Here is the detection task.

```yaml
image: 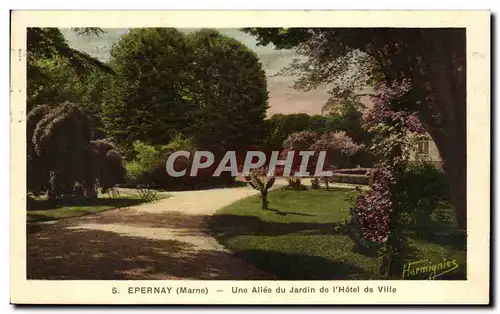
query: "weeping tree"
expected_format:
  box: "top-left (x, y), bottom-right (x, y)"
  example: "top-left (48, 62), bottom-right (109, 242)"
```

top-left (27, 105), bottom-right (52, 195)
top-left (85, 139), bottom-right (127, 197)
top-left (27, 102), bottom-right (125, 200)
top-left (31, 102), bottom-right (92, 199)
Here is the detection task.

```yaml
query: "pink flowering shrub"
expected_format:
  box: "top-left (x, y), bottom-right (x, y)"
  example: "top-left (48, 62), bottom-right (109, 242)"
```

top-left (348, 82), bottom-right (429, 277)
top-left (310, 131), bottom-right (363, 169)
top-left (364, 80), bottom-right (425, 134)
top-left (282, 130), bottom-right (362, 176)
top-left (350, 167), bottom-right (396, 245)
top-left (282, 130), bottom-right (319, 151)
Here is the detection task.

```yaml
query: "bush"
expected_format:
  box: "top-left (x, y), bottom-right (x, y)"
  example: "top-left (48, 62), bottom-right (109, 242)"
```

top-left (124, 141), bottom-right (162, 187)
top-left (125, 160), bottom-right (147, 186)
top-left (348, 167), bottom-right (396, 251)
top-left (398, 162), bottom-right (449, 228)
top-left (125, 137), bottom-right (238, 190)
top-left (286, 177), bottom-right (307, 190)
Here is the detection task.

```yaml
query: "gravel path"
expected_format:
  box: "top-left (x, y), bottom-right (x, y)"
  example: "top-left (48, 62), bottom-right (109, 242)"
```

top-left (27, 182), bottom-right (287, 280)
top-left (27, 179), bottom-right (364, 280)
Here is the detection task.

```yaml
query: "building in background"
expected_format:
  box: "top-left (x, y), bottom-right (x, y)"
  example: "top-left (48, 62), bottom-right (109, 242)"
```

top-left (410, 138), bottom-right (443, 168)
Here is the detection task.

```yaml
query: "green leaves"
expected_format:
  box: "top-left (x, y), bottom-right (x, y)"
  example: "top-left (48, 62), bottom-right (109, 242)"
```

top-left (102, 28), bottom-right (269, 154)
top-left (28, 27), bottom-right (113, 75)
top-left (241, 28), bottom-right (312, 49)
top-left (102, 28), bottom-right (194, 152)
top-left (27, 28), bottom-right (114, 112)
top-left (186, 29), bottom-right (268, 149)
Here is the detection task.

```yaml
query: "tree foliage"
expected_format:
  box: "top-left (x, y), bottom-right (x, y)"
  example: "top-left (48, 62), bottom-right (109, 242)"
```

top-left (27, 105), bottom-right (52, 194)
top-left (349, 87), bottom-right (428, 276)
top-left (27, 27), bottom-right (112, 76)
top-left (282, 130), bottom-right (319, 152)
top-left (87, 139), bottom-right (126, 193)
top-left (264, 114), bottom-right (327, 151)
top-left (310, 131), bottom-right (363, 169)
top-left (263, 108), bottom-right (373, 166)
top-left (27, 102), bottom-right (125, 199)
top-left (102, 28), bottom-right (269, 156)
top-left (244, 27), bottom-right (467, 229)
top-left (186, 29), bottom-right (269, 150)
top-left (102, 28), bottom-right (194, 154)
top-left (282, 130), bottom-right (362, 176)
top-left (31, 103), bottom-right (93, 198)
top-left (27, 28), bottom-right (113, 111)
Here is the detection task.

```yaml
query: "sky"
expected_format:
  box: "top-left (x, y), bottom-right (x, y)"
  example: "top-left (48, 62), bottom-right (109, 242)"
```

top-left (60, 28), bottom-right (329, 117)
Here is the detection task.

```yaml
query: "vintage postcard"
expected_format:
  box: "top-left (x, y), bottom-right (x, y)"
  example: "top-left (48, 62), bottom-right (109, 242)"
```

top-left (10, 10), bottom-right (490, 305)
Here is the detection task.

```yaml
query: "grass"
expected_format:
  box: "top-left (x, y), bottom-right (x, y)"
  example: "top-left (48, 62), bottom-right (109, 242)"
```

top-left (210, 187), bottom-right (466, 280)
top-left (27, 190), bottom-right (170, 223)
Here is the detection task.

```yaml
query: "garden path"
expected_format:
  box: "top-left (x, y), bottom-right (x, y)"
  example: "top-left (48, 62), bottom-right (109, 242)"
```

top-left (27, 179), bottom-right (364, 280)
top-left (27, 182), bottom-right (286, 280)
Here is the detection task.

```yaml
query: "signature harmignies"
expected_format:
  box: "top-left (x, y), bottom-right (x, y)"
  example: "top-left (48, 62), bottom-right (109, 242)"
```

top-left (402, 259), bottom-right (460, 279)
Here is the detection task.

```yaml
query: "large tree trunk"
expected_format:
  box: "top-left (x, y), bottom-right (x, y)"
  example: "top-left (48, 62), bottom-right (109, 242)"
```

top-left (442, 149), bottom-right (467, 231)
top-left (369, 29), bottom-right (467, 231)
top-left (413, 29), bottom-right (467, 231)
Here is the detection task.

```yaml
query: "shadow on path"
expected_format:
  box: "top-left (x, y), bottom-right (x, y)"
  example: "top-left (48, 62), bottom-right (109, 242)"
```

top-left (27, 211), bottom-right (273, 280)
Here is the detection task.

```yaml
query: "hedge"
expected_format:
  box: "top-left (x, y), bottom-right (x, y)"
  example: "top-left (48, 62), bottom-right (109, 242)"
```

top-left (328, 173), bottom-right (370, 185)
top-left (333, 168), bottom-right (373, 175)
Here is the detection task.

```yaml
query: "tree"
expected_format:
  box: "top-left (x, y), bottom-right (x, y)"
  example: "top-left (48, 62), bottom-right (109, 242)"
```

top-left (263, 110), bottom-right (373, 166)
top-left (244, 28), bottom-right (467, 230)
top-left (327, 99), bottom-right (374, 148)
top-left (244, 167), bottom-right (276, 210)
top-left (27, 28), bottom-right (113, 111)
top-left (311, 131), bottom-right (363, 190)
top-left (27, 105), bottom-right (52, 194)
top-left (350, 86), bottom-right (428, 277)
top-left (101, 28), bottom-right (195, 155)
top-left (27, 102), bottom-right (125, 199)
top-left (282, 130), bottom-right (362, 180)
top-left (31, 102), bottom-right (93, 199)
top-left (86, 139), bottom-right (127, 195)
top-left (310, 131), bottom-right (363, 170)
top-left (282, 130), bottom-right (319, 153)
top-left (27, 27), bottom-right (112, 76)
top-left (263, 113), bottom-right (328, 151)
top-left (186, 29), bottom-right (269, 151)
top-left (102, 28), bottom-right (269, 159)
top-left (280, 130), bottom-right (319, 187)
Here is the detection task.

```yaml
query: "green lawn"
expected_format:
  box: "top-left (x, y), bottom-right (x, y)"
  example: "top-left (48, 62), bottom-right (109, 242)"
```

top-left (210, 187), bottom-right (466, 280)
top-left (27, 190), bottom-right (170, 223)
